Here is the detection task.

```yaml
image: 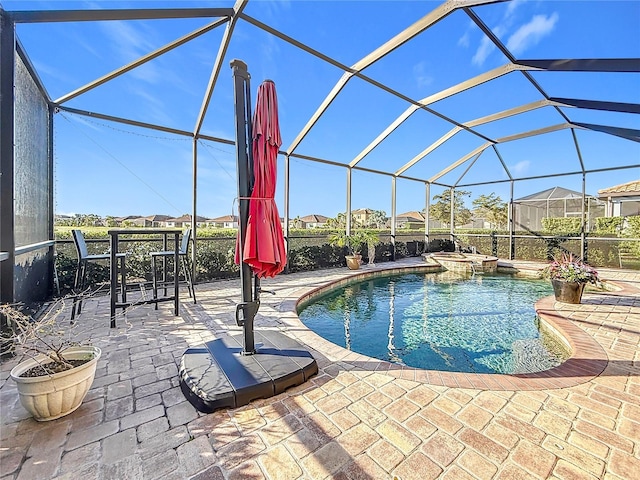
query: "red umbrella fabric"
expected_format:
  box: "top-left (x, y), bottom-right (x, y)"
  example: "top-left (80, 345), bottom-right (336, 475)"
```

top-left (238, 79), bottom-right (286, 278)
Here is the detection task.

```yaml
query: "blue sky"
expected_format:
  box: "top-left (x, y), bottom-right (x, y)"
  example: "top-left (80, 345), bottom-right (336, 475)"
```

top-left (3, 0), bottom-right (639, 219)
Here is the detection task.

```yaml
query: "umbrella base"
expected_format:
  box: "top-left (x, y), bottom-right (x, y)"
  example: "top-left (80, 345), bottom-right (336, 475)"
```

top-left (179, 330), bottom-right (318, 413)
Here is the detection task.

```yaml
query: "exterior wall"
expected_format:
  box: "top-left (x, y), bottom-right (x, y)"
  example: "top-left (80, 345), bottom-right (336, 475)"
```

top-left (13, 53), bottom-right (53, 303)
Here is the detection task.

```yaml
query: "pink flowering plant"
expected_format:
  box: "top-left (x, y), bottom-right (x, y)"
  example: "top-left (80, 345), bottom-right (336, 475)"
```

top-left (546, 253), bottom-right (600, 284)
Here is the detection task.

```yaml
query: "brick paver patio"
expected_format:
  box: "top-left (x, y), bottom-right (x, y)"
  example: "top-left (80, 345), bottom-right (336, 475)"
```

top-left (1, 258), bottom-right (638, 479)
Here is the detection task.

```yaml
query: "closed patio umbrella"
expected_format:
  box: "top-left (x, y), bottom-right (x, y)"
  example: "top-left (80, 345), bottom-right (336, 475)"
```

top-left (241, 79), bottom-right (286, 278)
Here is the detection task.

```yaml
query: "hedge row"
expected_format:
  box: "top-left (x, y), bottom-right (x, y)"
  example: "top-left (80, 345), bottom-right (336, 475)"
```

top-left (54, 236), bottom-right (458, 294)
top-left (54, 217), bottom-right (639, 294)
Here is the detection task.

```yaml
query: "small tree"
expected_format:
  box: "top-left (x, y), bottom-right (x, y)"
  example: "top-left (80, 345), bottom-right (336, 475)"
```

top-left (427, 189), bottom-right (471, 227)
top-left (472, 193), bottom-right (508, 229)
top-left (0, 300), bottom-right (90, 374)
top-left (365, 210), bottom-right (387, 229)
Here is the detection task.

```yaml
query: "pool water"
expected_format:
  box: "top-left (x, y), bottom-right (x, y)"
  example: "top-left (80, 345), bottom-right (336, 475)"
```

top-left (298, 272), bottom-right (570, 374)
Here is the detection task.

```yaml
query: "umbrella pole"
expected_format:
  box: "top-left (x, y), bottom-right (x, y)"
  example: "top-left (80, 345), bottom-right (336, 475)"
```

top-left (231, 59), bottom-right (257, 355)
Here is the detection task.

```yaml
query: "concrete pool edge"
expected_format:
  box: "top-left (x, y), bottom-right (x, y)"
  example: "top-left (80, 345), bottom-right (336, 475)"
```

top-left (280, 260), bottom-right (631, 392)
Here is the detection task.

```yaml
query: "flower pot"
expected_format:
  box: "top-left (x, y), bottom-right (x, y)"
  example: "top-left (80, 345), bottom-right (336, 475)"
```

top-left (551, 279), bottom-right (585, 304)
top-left (345, 255), bottom-right (361, 270)
top-left (10, 346), bottom-right (101, 421)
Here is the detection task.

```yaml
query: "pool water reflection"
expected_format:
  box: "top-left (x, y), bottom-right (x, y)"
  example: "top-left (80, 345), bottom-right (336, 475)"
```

top-left (298, 272), bottom-right (570, 374)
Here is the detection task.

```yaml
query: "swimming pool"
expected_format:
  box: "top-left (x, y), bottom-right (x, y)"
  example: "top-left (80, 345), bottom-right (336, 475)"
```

top-left (298, 272), bottom-right (570, 374)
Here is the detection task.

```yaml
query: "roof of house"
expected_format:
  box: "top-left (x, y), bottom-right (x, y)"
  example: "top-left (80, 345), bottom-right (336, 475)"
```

top-left (397, 211), bottom-right (424, 222)
top-left (168, 214), bottom-right (210, 222)
top-left (144, 214), bottom-right (171, 222)
top-left (210, 215), bottom-right (238, 222)
top-left (598, 180), bottom-right (640, 197)
top-left (352, 208), bottom-right (373, 214)
top-left (300, 214), bottom-right (329, 223)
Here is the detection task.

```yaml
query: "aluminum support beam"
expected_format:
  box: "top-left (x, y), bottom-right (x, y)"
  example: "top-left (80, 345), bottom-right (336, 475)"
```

top-left (509, 181), bottom-right (514, 260)
top-left (515, 58), bottom-right (640, 72)
top-left (454, 151), bottom-right (483, 187)
top-left (572, 122), bottom-right (640, 143)
top-left (395, 99), bottom-right (553, 176)
top-left (458, 163), bottom-right (640, 188)
top-left (346, 168), bottom-right (352, 236)
top-left (464, 99), bottom-right (552, 128)
top-left (288, 0), bottom-right (503, 158)
top-left (496, 123), bottom-right (572, 144)
top-left (352, 64), bottom-right (519, 169)
top-left (395, 127), bottom-right (461, 176)
top-left (425, 183), bottom-right (430, 245)
top-left (9, 8), bottom-right (234, 23)
top-left (581, 174), bottom-right (587, 260)
top-left (194, 0), bottom-right (247, 136)
top-left (429, 142), bottom-right (492, 183)
top-left (450, 188), bottom-right (455, 243)
top-left (191, 138), bottom-right (198, 282)
top-left (284, 155), bottom-right (290, 272)
top-left (551, 97), bottom-right (640, 115)
top-left (491, 145), bottom-right (513, 180)
top-left (351, 0), bottom-right (492, 71)
top-left (571, 128), bottom-right (586, 173)
top-left (391, 176), bottom-right (396, 261)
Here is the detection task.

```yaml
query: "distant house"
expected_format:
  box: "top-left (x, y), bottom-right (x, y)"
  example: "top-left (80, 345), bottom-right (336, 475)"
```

top-left (144, 214), bottom-right (172, 227)
top-left (300, 214), bottom-right (328, 228)
top-left (116, 215), bottom-right (144, 227)
top-left (394, 211), bottom-right (424, 229)
top-left (209, 215), bottom-right (239, 229)
top-left (352, 208), bottom-right (374, 226)
top-left (598, 180), bottom-right (640, 218)
top-left (165, 214), bottom-right (210, 228)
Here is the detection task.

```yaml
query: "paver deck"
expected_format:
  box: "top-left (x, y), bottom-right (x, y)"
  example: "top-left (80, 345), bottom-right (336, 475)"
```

top-left (1, 258), bottom-right (638, 480)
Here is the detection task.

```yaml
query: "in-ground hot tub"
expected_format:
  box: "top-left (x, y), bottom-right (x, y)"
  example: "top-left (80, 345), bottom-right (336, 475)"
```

top-left (423, 252), bottom-right (498, 273)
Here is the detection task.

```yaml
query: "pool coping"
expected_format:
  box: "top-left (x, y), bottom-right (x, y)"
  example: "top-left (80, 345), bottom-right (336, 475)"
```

top-left (282, 260), bottom-right (629, 391)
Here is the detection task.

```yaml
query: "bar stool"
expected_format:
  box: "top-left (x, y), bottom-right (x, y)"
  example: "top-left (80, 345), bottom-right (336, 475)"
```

top-left (150, 228), bottom-right (196, 307)
top-left (71, 229), bottom-right (126, 320)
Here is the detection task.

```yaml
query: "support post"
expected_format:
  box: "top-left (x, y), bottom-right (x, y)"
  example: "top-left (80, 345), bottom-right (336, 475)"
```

top-left (191, 136), bottom-right (198, 283)
top-left (346, 167), bottom-right (352, 236)
top-left (391, 176), bottom-right (396, 261)
top-left (0, 9), bottom-right (15, 305)
top-left (230, 59), bottom-right (255, 355)
top-left (425, 182), bottom-right (430, 250)
top-left (450, 187), bottom-right (455, 246)
top-left (581, 173), bottom-right (587, 261)
top-left (284, 154), bottom-right (290, 273)
top-left (509, 181), bottom-right (515, 260)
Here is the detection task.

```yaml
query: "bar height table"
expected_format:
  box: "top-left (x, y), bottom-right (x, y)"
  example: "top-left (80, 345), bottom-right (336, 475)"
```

top-left (108, 228), bottom-right (181, 328)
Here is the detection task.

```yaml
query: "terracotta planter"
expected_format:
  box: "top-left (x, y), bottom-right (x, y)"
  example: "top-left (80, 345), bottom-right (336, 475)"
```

top-left (10, 346), bottom-right (101, 421)
top-left (345, 255), bottom-right (361, 270)
top-left (551, 279), bottom-right (585, 304)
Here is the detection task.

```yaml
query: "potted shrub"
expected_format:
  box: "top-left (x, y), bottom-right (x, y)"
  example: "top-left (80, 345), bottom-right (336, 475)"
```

top-left (329, 230), bottom-right (380, 269)
top-left (0, 300), bottom-right (101, 421)
top-left (358, 230), bottom-right (380, 265)
top-left (329, 231), bottom-right (361, 269)
top-left (545, 253), bottom-right (600, 304)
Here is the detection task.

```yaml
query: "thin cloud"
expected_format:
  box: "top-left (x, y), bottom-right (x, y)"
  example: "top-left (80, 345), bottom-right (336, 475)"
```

top-left (472, 25), bottom-right (505, 66)
top-left (413, 61), bottom-right (434, 88)
top-left (507, 13), bottom-right (559, 55)
top-left (510, 160), bottom-right (531, 175)
top-left (100, 21), bottom-right (161, 83)
top-left (458, 31), bottom-right (470, 48)
top-left (505, 0), bottom-right (527, 19)
top-left (472, 36), bottom-right (495, 66)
